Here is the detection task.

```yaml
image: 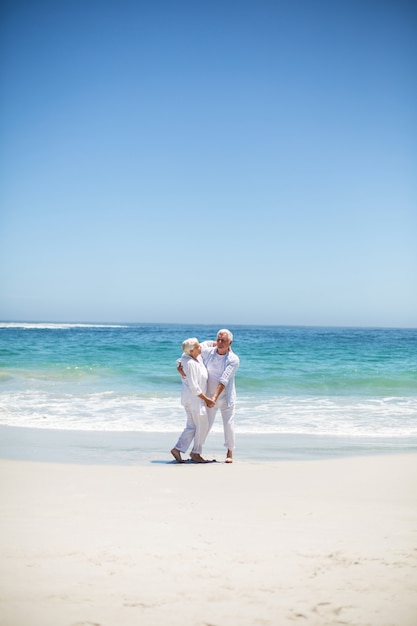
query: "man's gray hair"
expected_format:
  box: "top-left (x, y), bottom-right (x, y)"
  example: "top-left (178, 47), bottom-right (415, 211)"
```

top-left (217, 328), bottom-right (233, 342)
top-left (182, 337), bottom-right (199, 356)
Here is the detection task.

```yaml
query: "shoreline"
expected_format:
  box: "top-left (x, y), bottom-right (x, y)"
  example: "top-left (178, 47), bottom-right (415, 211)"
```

top-left (1, 424), bottom-right (417, 465)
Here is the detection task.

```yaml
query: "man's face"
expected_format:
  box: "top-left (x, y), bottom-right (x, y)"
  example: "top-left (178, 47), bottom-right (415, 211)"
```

top-left (216, 333), bottom-right (231, 354)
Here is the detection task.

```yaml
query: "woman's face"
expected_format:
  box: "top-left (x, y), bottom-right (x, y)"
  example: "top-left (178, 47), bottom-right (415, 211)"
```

top-left (189, 342), bottom-right (201, 358)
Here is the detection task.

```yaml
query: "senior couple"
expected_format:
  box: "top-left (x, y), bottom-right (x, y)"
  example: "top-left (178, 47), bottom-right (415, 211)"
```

top-left (171, 329), bottom-right (240, 464)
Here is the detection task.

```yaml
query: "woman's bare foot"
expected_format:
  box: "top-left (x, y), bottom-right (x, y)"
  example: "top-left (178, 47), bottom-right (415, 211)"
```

top-left (225, 450), bottom-right (233, 463)
top-left (171, 448), bottom-right (184, 463)
top-left (190, 452), bottom-right (208, 463)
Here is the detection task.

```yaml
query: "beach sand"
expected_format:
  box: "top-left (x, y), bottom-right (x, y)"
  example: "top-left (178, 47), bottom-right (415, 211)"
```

top-left (0, 453), bottom-right (416, 626)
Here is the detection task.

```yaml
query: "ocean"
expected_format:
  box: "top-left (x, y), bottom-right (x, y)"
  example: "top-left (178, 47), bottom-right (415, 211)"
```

top-left (1, 323), bottom-right (416, 446)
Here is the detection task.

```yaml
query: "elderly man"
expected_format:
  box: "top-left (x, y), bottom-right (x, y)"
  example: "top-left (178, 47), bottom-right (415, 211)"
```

top-left (177, 329), bottom-right (240, 463)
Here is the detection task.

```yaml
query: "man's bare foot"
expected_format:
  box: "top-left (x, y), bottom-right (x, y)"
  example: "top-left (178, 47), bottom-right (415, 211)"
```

top-left (171, 448), bottom-right (184, 463)
top-left (225, 450), bottom-right (233, 463)
top-left (190, 452), bottom-right (208, 463)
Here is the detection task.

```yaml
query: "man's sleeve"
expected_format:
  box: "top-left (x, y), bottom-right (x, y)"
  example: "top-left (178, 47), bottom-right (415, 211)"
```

top-left (200, 340), bottom-right (215, 349)
top-left (219, 355), bottom-right (240, 387)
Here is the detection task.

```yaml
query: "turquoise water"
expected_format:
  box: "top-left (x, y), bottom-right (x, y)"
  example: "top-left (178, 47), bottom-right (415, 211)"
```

top-left (0, 323), bottom-right (416, 437)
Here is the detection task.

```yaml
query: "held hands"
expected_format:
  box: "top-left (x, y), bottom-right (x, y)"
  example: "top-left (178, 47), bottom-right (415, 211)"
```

top-left (199, 393), bottom-right (215, 408)
top-left (201, 395), bottom-right (215, 408)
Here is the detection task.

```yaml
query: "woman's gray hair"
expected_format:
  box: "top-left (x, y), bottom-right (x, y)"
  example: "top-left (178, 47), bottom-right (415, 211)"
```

top-left (182, 337), bottom-right (199, 356)
top-left (217, 328), bottom-right (233, 342)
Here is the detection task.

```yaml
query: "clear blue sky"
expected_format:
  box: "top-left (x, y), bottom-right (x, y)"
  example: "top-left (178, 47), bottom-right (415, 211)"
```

top-left (1, 0), bottom-right (416, 327)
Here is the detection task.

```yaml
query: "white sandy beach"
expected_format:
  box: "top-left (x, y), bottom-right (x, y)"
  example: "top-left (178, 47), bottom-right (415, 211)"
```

top-left (0, 454), bottom-right (416, 626)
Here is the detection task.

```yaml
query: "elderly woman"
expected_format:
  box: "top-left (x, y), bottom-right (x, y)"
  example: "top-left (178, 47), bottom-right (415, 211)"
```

top-left (171, 338), bottom-right (214, 463)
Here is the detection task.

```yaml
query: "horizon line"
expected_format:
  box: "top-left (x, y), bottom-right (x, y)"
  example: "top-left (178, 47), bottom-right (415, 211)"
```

top-left (1, 320), bottom-right (416, 331)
